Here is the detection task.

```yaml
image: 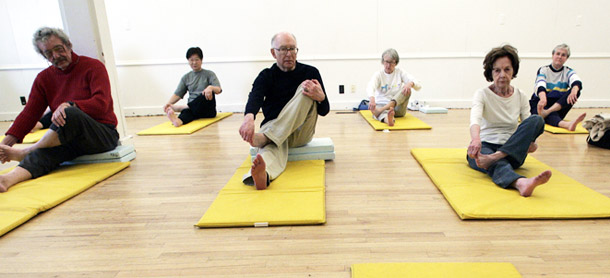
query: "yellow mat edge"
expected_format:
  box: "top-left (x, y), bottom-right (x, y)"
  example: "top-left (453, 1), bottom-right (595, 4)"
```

top-left (37, 162), bottom-right (131, 213)
top-left (544, 124), bottom-right (588, 134)
top-left (196, 188), bottom-right (327, 228)
top-left (358, 110), bottom-right (432, 130)
top-left (351, 262), bottom-right (522, 278)
top-left (410, 148), bottom-right (468, 219)
top-left (195, 218), bottom-right (326, 228)
top-left (196, 158), bottom-right (326, 228)
top-left (0, 162), bottom-right (130, 237)
top-left (410, 148), bottom-right (610, 220)
top-left (136, 112), bottom-right (232, 135)
top-left (0, 129), bottom-right (49, 144)
top-left (0, 210), bottom-right (38, 237)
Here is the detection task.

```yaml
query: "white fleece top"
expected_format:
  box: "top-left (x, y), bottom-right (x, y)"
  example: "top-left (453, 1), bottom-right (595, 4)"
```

top-left (470, 86), bottom-right (531, 145)
top-left (367, 68), bottom-right (421, 104)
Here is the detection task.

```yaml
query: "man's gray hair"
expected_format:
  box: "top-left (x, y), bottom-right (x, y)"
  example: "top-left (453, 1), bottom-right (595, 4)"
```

top-left (381, 48), bottom-right (400, 64)
top-left (552, 43), bottom-right (570, 57)
top-left (271, 32), bottom-right (297, 48)
top-left (32, 27), bottom-right (72, 56)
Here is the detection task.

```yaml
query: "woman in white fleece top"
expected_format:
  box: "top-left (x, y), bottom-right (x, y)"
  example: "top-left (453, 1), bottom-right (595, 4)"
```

top-left (367, 48), bottom-right (421, 126)
top-left (467, 45), bottom-right (551, 197)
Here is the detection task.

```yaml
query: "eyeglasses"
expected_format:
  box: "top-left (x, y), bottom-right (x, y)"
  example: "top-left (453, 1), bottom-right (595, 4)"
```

top-left (383, 60), bottom-right (396, 65)
top-left (43, 45), bottom-right (67, 59)
top-left (274, 47), bottom-right (298, 55)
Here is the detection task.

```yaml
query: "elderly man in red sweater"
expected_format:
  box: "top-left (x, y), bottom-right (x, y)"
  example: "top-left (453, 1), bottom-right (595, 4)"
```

top-left (0, 27), bottom-right (119, 192)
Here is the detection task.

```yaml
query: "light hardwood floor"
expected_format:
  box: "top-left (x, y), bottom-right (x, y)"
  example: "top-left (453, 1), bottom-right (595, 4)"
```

top-left (1, 108), bottom-right (609, 277)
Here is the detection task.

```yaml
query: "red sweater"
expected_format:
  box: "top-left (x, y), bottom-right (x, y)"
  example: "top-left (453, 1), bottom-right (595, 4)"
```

top-left (7, 52), bottom-right (117, 142)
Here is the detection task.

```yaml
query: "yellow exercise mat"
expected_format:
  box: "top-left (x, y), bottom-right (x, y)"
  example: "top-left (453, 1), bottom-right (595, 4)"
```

top-left (0, 162), bottom-right (130, 236)
top-left (196, 158), bottom-right (325, 228)
top-left (359, 110), bottom-right (431, 130)
top-left (0, 129), bottom-right (48, 144)
top-left (544, 124), bottom-right (588, 134)
top-left (351, 262), bottom-right (521, 278)
top-left (411, 148), bottom-right (610, 219)
top-left (137, 112), bottom-right (232, 135)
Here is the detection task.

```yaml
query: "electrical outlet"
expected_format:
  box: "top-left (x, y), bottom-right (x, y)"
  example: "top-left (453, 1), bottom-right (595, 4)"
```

top-left (351, 85), bottom-right (356, 93)
top-left (20, 96), bottom-right (27, 105)
top-left (339, 85), bottom-right (344, 94)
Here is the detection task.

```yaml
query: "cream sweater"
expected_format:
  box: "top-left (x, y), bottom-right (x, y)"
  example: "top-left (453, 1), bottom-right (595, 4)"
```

top-left (470, 86), bottom-right (531, 144)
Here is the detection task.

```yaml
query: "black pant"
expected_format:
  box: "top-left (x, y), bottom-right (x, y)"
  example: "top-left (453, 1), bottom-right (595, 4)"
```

top-left (19, 107), bottom-right (119, 178)
top-left (39, 111), bottom-right (52, 129)
top-left (530, 91), bottom-right (580, 126)
top-left (178, 94), bottom-right (217, 124)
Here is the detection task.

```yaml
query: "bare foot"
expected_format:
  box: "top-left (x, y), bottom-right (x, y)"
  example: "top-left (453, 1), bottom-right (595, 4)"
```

top-left (538, 107), bottom-right (548, 118)
top-left (251, 133), bottom-right (270, 148)
top-left (0, 145), bottom-right (27, 163)
top-left (251, 154), bottom-right (268, 190)
top-left (568, 113), bottom-right (587, 131)
top-left (372, 106), bottom-right (384, 118)
top-left (513, 170), bottom-right (552, 197)
top-left (386, 107), bottom-right (395, 126)
top-left (475, 152), bottom-right (505, 170)
top-left (166, 109), bottom-right (183, 127)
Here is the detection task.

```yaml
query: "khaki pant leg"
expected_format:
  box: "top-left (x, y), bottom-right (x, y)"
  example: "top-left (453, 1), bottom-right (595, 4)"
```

top-left (262, 104), bottom-right (317, 180)
top-left (259, 141), bottom-right (290, 180)
top-left (243, 84), bottom-right (318, 183)
top-left (391, 84), bottom-right (410, 117)
top-left (260, 84), bottom-right (316, 145)
top-left (242, 141), bottom-right (289, 184)
top-left (287, 103), bottom-right (317, 148)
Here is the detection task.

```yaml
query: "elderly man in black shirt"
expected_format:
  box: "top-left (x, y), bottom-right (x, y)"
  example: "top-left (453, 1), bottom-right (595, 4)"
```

top-left (239, 32), bottom-right (330, 190)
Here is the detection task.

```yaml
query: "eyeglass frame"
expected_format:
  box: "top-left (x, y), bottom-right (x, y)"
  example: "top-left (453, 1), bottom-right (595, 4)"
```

top-left (382, 59), bottom-right (397, 65)
top-left (273, 47), bottom-right (299, 55)
top-left (43, 44), bottom-right (68, 60)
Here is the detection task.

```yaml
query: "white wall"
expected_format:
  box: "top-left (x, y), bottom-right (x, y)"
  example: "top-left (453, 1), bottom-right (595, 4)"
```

top-left (2, 0), bottom-right (610, 120)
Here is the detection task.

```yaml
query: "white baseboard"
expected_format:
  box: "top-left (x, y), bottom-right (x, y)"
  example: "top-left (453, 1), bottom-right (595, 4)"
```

top-left (0, 112), bottom-right (18, 122)
top-left (122, 104), bottom-right (245, 117)
top-left (3, 100), bottom-right (610, 121)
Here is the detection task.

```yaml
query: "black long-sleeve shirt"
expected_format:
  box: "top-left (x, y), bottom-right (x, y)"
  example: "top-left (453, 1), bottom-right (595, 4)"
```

top-left (244, 62), bottom-right (330, 126)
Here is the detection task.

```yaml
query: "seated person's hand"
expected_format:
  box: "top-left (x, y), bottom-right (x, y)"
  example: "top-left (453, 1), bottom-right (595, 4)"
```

top-left (467, 139), bottom-right (481, 159)
top-left (567, 91), bottom-right (578, 105)
top-left (301, 79), bottom-right (325, 102)
top-left (163, 103), bottom-right (172, 113)
top-left (537, 98), bottom-right (547, 113)
top-left (0, 134), bottom-right (17, 147)
top-left (51, 102), bottom-right (72, 127)
top-left (239, 115), bottom-right (255, 143)
top-left (402, 82), bottom-right (413, 96)
top-left (204, 87), bottom-right (214, 100)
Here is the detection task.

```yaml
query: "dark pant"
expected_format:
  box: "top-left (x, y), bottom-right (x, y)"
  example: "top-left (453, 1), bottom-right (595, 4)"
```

top-left (39, 111), bottom-right (52, 129)
top-left (466, 115), bottom-right (545, 188)
top-left (19, 107), bottom-right (119, 178)
top-left (530, 91), bottom-right (580, 126)
top-left (178, 94), bottom-right (217, 124)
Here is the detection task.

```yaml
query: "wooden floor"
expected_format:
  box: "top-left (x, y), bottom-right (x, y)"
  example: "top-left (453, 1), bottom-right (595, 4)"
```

top-left (1, 108), bottom-right (609, 277)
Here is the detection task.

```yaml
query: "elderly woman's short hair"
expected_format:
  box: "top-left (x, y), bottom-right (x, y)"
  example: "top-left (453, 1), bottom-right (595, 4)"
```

top-left (381, 48), bottom-right (400, 64)
top-left (186, 47), bottom-right (203, 60)
top-left (483, 44), bottom-right (520, 82)
top-left (32, 27), bottom-right (72, 56)
top-left (552, 43), bottom-right (571, 57)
